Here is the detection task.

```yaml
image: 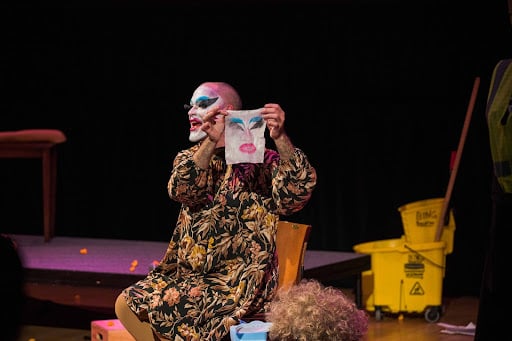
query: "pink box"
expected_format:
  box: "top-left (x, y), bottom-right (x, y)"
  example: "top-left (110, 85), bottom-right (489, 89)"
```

top-left (91, 319), bottom-right (135, 341)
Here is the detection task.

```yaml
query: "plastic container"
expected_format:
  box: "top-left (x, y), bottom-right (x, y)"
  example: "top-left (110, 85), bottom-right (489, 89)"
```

top-left (398, 197), bottom-right (456, 253)
top-left (230, 321), bottom-right (272, 341)
top-left (353, 237), bottom-right (447, 322)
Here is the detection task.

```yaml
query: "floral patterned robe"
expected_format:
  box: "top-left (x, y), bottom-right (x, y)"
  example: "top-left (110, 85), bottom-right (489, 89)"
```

top-left (121, 143), bottom-right (317, 340)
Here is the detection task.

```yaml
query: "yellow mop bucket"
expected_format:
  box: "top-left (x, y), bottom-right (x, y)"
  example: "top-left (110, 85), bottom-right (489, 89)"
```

top-left (398, 197), bottom-right (455, 254)
top-left (354, 237), bottom-right (447, 322)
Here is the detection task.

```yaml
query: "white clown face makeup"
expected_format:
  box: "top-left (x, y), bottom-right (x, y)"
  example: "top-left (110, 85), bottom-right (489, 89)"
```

top-left (186, 85), bottom-right (227, 143)
top-left (225, 109), bottom-right (266, 164)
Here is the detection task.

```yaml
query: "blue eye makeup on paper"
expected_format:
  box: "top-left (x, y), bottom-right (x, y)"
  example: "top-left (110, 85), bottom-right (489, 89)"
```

top-left (249, 116), bottom-right (264, 129)
top-left (229, 117), bottom-right (245, 131)
top-left (229, 116), bottom-right (264, 131)
top-left (229, 117), bottom-right (244, 124)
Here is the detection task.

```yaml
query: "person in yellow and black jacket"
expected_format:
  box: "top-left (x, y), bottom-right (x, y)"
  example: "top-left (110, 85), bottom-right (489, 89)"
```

top-left (475, 58), bottom-right (512, 340)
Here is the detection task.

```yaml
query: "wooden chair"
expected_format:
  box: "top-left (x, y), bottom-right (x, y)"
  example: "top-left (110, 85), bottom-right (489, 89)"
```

top-left (244, 220), bottom-right (312, 321)
top-left (275, 220), bottom-right (312, 291)
top-left (0, 129), bottom-right (67, 242)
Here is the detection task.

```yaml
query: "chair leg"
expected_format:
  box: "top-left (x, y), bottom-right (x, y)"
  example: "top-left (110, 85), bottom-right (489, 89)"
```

top-left (42, 147), bottom-right (57, 242)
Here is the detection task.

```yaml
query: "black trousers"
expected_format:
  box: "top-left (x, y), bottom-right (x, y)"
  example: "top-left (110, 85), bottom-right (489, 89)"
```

top-left (474, 178), bottom-right (512, 340)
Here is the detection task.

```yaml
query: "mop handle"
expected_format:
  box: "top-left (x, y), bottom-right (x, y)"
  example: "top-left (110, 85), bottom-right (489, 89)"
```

top-left (435, 76), bottom-right (480, 241)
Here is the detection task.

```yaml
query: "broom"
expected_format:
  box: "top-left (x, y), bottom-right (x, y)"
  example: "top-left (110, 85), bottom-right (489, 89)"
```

top-left (435, 77), bottom-right (480, 241)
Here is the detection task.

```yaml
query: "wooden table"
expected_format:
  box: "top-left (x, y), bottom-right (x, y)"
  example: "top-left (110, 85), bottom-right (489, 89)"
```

top-left (304, 250), bottom-right (371, 308)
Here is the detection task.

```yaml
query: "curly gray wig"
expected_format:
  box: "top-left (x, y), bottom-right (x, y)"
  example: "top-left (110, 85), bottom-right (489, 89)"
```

top-left (266, 279), bottom-right (368, 341)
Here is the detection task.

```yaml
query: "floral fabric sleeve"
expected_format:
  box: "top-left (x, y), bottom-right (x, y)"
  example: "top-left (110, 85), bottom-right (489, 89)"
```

top-left (167, 144), bottom-right (212, 208)
top-left (273, 147), bottom-right (317, 216)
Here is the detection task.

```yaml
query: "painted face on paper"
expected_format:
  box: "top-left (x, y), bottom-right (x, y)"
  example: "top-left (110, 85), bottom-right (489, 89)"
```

top-left (225, 109), bottom-right (266, 164)
top-left (185, 85), bottom-right (227, 143)
top-left (228, 115), bottom-right (264, 154)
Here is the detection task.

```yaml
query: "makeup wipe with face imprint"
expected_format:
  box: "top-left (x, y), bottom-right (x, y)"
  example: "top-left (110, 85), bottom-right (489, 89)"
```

top-left (225, 109), bottom-right (266, 164)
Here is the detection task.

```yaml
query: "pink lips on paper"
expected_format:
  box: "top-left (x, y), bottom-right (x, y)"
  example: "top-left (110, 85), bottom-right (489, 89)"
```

top-left (239, 143), bottom-right (256, 154)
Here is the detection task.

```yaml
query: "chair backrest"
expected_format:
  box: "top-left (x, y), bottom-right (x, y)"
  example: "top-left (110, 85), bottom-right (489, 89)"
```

top-left (276, 220), bottom-right (312, 290)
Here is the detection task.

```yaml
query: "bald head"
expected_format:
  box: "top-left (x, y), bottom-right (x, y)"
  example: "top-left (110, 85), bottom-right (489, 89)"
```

top-left (200, 82), bottom-right (242, 110)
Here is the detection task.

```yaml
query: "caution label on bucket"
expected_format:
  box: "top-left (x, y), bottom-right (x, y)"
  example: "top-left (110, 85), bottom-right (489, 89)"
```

top-left (410, 282), bottom-right (425, 295)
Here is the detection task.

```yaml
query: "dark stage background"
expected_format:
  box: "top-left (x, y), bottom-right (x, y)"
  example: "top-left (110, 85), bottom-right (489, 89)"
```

top-left (2, 0), bottom-right (511, 297)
